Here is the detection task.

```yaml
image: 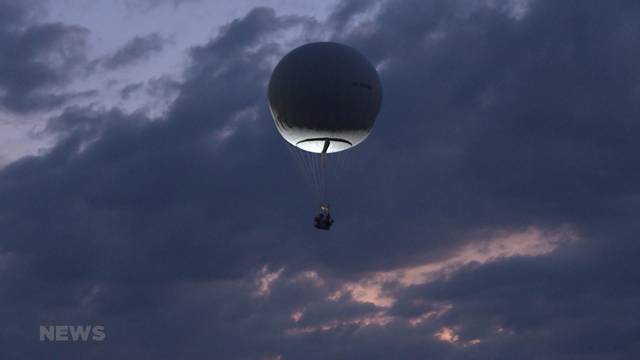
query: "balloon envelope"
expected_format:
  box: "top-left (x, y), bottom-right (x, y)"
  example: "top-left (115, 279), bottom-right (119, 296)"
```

top-left (268, 42), bottom-right (382, 153)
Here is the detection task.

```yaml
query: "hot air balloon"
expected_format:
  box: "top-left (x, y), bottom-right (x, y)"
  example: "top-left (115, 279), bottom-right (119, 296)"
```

top-left (268, 42), bottom-right (382, 230)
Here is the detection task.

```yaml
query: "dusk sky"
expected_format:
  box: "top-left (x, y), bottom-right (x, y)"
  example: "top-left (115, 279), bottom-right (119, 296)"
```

top-left (1, 0), bottom-right (639, 359)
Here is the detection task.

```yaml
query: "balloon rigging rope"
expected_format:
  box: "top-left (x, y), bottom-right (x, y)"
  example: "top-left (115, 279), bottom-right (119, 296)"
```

top-left (305, 151), bottom-right (318, 198)
top-left (322, 153), bottom-right (328, 205)
top-left (308, 152), bottom-right (319, 199)
top-left (287, 145), bottom-right (341, 207)
top-left (288, 145), bottom-right (318, 199)
top-left (287, 145), bottom-right (305, 187)
top-left (310, 151), bottom-right (322, 201)
top-left (315, 154), bottom-right (324, 203)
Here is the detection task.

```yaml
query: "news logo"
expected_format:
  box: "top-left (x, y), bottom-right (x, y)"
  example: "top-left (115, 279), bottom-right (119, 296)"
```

top-left (39, 325), bottom-right (106, 342)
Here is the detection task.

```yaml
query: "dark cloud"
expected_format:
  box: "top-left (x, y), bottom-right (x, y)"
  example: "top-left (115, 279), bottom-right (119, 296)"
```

top-left (98, 33), bottom-right (168, 70)
top-left (0, 6), bottom-right (316, 284)
top-left (1, 0), bottom-right (640, 359)
top-left (146, 75), bottom-right (180, 99)
top-left (119, 82), bottom-right (144, 100)
top-left (118, 76), bottom-right (179, 102)
top-left (389, 231), bottom-right (640, 359)
top-left (0, 0), bottom-right (90, 113)
top-left (124, 0), bottom-right (201, 11)
top-left (327, 0), bottom-right (377, 32)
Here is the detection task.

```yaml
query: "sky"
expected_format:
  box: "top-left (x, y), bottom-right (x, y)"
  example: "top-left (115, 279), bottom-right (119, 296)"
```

top-left (1, 0), bottom-right (639, 359)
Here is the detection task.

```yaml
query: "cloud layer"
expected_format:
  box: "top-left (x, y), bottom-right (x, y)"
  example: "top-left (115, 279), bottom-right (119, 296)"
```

top-left (0, 0), bottom-right (92, 113)
top-left (98, 33), bottom-right (169, 70)
top-left (1, 0), bottom-right (640, 359)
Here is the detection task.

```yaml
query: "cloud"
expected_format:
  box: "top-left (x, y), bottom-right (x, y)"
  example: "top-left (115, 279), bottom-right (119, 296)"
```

top-left (119, 82), bottom-right (144, 100)
top-left (1, 0), bottom-right (640, 359)
top-left (98, 33), bottom-right (169, 70)
top-left (124, 0), bottom-right (202, 11)
top-left (0, 6), bottom-right (318, 286)
top-left (0, 0), bottom-right (90, 113)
